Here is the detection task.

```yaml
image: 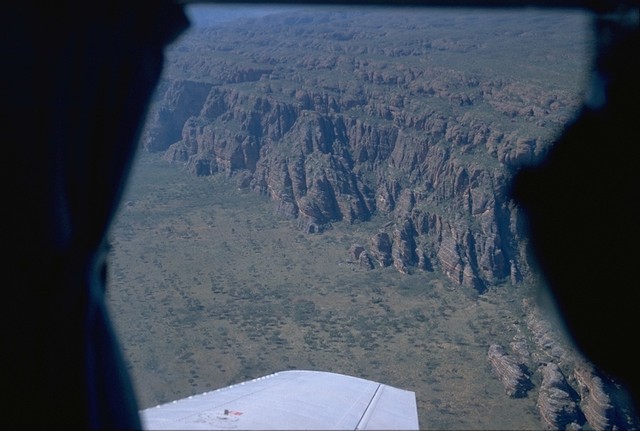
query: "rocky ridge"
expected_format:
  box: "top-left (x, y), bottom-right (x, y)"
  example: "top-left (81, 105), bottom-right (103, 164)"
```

top-left (487, 343), bottom-right (533, 398)
top-left (143, 10), bottom-right (589, 291)
top-left (485, 298), bottom-right (636, 430)
top-left (137, 9), bottom-right (640, 428)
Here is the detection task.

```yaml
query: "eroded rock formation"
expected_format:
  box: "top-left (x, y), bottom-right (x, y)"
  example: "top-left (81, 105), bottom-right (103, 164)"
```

top-left (137, 10), bottom-right (639, 429)
top-left (142, 10), bottom-right (585, 291)
top-left (487, 344), bottom-right (533, 398)
top-left (537, 362), bottom-right (582, 430)
top-left (489, 298), bottom-right (638, 430)
top-left (574, 365), bottom-right (615, 431)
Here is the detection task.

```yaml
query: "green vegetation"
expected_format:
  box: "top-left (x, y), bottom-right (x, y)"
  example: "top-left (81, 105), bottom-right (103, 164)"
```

top-left (108, 152), bottom-right (541, 429)
top-left (105, 7), bottom-right (600, 429)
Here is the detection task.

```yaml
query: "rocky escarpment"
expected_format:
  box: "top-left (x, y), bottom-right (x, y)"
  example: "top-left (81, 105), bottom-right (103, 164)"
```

top-left (136, 10), bottom-right (640, 428)
top-left (485, 298), bottom-right (636, 430)
top-left (537, 362), bottom-right (582, 430)
top-left (142, 10), bottom-right (588, 290)
top-left (574, 366), bottom-right (615, 431)
top-left (488, 343), bottom-right (533, 398)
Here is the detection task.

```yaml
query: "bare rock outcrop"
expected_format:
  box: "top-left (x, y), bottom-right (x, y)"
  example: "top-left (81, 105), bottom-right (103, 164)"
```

top-left (574, 366), bottom-right (614, 431)
top-left (537, 362), bottom-right (582, 430)
top-left (145, 9), bottom-right (583, 289)
top-left (348, 244), bottom-right (374, 269)
top-left (150, 76), bottom-right (531, 290)
top-left (370, 232), bottom-right (393, 268)
top-left (487, 299), bottom-right (636, 430)
top-left (391, 219), bottom-right (417, 274)
top-left (487, 344), bottom-right (533, 398)
top-left (133, 10), bottom-right (640, 429)
top-left (143, 80), bottom-right (213, 152)
top-left (522, 298), bottom-right (569, 363)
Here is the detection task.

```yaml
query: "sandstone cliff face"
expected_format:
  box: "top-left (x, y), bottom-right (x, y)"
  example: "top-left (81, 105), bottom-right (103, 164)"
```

top-left (142, 10), bottom-right (587, 290)
top-left (145, 79), bottom-right (546, 290)
top-left (485, 298), bottom-right (635, 430)
top-left (487, 343), bottom-right (533, 398)
top-left (537, 362), bottom-right (582, 430)
top-left (136, 10), bottom-right (639, 429)
top-left (574, 366), bottom-right (615, 431)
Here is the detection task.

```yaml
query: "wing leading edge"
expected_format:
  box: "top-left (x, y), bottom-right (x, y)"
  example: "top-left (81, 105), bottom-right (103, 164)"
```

top-left (140, 370), bottom-right (419, 430)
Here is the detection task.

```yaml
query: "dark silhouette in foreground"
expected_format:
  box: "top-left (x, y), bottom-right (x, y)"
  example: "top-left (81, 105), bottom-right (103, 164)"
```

top-left (511, 12), bottom-right (639, 416)
top-left (2, 1), bottom-right (638, 429)
top-left (3, 1), bottom-right (188, 428)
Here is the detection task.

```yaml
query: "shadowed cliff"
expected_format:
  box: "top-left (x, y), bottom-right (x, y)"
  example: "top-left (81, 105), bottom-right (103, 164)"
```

top-left (143, 9), bottom-right (590, 291)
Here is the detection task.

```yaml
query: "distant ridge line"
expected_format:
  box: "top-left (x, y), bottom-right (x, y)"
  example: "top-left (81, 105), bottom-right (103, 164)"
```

top-left (176, 0), bottom-right (610, 13)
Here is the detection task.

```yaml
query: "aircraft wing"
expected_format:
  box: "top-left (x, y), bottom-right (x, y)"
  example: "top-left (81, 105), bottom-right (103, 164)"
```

top-left (140, 370), bottom-right (419, 430)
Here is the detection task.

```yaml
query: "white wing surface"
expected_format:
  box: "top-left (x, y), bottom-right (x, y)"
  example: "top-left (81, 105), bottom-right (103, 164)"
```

top-left (140, 370), bottom-right (419, 430)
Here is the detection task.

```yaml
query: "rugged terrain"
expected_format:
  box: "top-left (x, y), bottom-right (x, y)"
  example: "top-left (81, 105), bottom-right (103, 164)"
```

top-left (107, 7), bottom-right (638, 430)
top-left (144, 8), bottom-right (591, 290)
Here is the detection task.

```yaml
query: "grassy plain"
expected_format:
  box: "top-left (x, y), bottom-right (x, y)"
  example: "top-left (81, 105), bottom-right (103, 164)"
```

top-left (107, 152), bottom-right (545, 429)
